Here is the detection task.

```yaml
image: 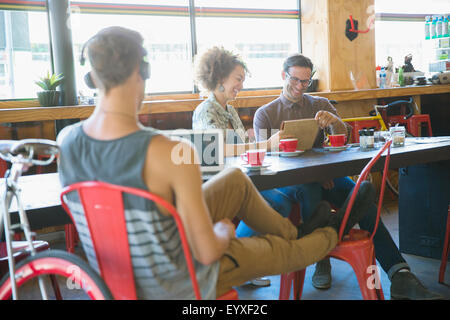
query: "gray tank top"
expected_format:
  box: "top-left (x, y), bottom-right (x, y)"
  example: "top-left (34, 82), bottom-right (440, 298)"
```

top-left (58, 122), bottom-right (219, 299)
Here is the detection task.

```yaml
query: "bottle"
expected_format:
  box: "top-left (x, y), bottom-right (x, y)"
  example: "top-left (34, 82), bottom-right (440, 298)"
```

top-left (380, 67), bottom-right (386, 89)
top-left (447, 14), bottom-right (450, 36)
top-left (431, 16), bottom-right (437, 39)
top-left (425, 16), bottom-right (431, 40)
top-left (444, 15), bottom-right (449, 37)
top-left (398, 66), bottom-right (404, 86)
top-left (376, 66), bottom-right (381, 87)
top-left (437, 16), bottom-right (443, 38)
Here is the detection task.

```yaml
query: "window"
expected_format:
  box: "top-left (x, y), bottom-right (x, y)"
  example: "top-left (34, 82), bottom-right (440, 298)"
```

top-left (195, 1), bottom-right (300, 90)
top-left (375, 20), bottom-right (432, 75)
top-left (375, 0), bottom-right (450, 76)
top-left (375, 0), bottom-right (450, 14)
top-left (0, 0), bottom-right (301, 100)
top-left (0, 7), bottom-right (51, 99)
top-left (70, 1), bottom-right (192, 95)
top-left (72, 0), bottom-right (300, 94)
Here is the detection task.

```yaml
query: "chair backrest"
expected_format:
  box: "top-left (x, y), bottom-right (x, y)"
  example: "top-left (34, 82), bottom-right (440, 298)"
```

top-left (0, 159), bottom-right (7, 178)
top-left (60, 181), bottom-right (202, 300)
top-left (337, 140), bottom-right (392, 242)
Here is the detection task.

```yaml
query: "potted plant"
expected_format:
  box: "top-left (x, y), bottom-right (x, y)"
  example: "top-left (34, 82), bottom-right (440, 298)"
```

top-left (35, 71), bottom-right (64, 107)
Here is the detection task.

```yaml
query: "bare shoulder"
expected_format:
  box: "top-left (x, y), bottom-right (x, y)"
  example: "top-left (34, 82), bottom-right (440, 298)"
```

top-left (145, 134), bottom-right (201, 182)
top-left (149, 134), bottom-right (198, 164)
top-left (56, 122), bottom-right (80, 145)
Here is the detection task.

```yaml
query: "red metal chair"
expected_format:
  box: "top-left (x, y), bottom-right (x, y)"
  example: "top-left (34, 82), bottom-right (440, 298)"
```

top-left (387, 115), bottom-right (433, 137)
top-left (280, 140), bottom-right (392, 300)
top-left (326, 140), bottom-right (392, 300)
top-left (64, 224), bottom-right (79, 254)
top-left (60, 181), bottom-right (238, 300)
top-left (279, 203), bottom-right (306, 300)
top-left (438, 205), bottom-right (450, 284)
top-left (0, 159), bottom-right (7, 178)
top-left (407, 114), bottom-right (433, 137)
top-left (346, 120), bottom-right (382, 143)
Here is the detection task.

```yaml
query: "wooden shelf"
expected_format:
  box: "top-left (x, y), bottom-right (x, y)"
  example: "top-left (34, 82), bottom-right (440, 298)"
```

top-left (0, 84), bottom-right (449, 124)
top-left (307, 84), bottom-right (450, 101)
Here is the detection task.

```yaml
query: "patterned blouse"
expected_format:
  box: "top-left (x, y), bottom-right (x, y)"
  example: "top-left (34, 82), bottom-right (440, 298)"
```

top-left (192, 94), bottom-right (248, 144)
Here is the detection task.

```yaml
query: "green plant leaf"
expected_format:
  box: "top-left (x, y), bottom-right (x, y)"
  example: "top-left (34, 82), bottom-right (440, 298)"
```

top-left (35, 72), bottom-right (64, 90)
top-left (35, 81), bottom-right (48, 90)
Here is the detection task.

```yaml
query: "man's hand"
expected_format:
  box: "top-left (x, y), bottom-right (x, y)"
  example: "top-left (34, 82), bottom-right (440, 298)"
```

top-left (213, 218), bottom-right (236, 240)
top-left (315, 110), bottom-right (340, 129)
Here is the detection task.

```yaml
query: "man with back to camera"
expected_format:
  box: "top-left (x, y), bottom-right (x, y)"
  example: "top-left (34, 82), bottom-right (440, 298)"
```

top-left (56, 27), bottom-right (374, 299)
top-left (253, 53), bottom-right (443, 300)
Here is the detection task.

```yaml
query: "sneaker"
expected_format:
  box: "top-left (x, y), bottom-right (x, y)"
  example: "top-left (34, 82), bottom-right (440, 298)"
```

top-left (390, 271), bottom-right (444, 300)
top-left (297, 201), bottom-right (332, 238)
top-left (249, 277), bottom-right (271, 287)
top-left (312, 258), bottom-right (332, 289)
top-left (329, 181), bottom-right (375, 236)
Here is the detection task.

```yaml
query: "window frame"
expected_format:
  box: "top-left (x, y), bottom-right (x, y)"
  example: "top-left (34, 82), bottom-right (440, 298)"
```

top-left (0, 0), bottom-right (301, 102)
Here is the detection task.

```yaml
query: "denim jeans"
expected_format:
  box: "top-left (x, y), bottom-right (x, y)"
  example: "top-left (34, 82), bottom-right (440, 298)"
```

top-left (237, 176), bottom-right (409, 278)
top-left (235, 188), bottom-right (293, 237)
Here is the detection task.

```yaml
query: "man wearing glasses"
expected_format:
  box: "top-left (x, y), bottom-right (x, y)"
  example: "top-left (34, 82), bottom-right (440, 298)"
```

top-left (254, 54), bottom-right (350, 148)
top-left (252, 53), bottom-right (443, 300)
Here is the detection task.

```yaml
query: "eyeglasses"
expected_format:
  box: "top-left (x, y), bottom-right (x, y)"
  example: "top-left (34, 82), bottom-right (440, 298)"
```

top-left (285, 72), bottom-right (312, 87)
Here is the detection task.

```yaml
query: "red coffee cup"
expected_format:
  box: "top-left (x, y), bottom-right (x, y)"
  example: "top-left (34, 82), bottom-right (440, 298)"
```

top-left (240, 149), bottom-right (266, 166)
top-left (329, 134), bottom-right (347, 147)
top-left (279, 138), bottom-right (298, 152)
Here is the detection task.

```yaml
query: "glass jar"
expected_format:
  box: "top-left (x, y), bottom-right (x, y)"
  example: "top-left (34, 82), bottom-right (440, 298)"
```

top-left (366, 129), bottom-right (375, 149)
top-left (374, 130), bottom-right (391, 148)
top-left (390, 126), bottom-right (406, 147)
top-left (359, 129), bottom-right (367, 151)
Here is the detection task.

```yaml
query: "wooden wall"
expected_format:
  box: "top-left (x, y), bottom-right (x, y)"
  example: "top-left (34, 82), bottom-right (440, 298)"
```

top-left (301, 0), bottom-right (376, 91)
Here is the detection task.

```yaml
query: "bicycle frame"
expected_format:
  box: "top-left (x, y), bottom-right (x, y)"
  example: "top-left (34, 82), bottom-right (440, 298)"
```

top-left (0, 142), bottom-right (57, 299)
top-left (342, 106), bottom-right (388, 132)
top-left (343, 114), bottom-right (388, 131)
top-left (341, 97), bottom-right (416, 136)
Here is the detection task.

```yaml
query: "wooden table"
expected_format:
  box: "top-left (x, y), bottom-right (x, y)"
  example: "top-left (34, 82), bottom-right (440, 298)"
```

top-left (1, 173), bottom-right (71, 230)
top-left (2, 137), bottom-right (450, 230)
top-left (224, 137), bottom-right (450, 190)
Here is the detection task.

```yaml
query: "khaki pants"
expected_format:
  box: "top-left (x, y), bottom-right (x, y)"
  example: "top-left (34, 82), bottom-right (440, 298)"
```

top-left (202, 167), bottom-right (338, 298)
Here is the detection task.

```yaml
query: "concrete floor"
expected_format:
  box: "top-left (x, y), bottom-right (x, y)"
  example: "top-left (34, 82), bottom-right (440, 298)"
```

top-left (19, 199), bottom-right (449, 300)
top-left (236, 200), bottom-right (450, 300)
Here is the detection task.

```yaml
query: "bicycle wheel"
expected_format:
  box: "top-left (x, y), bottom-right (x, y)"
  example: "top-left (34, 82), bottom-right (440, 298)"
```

top-left (385, 170), bottom-right (399, 198)
top-left (0, 250), bottom-right (113, 300)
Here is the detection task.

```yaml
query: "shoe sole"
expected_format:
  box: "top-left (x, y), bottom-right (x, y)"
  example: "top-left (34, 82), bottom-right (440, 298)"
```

top-left (249, 282), bottom-right (271, 287)
top-left (312, 281), bottom-right (332, 290)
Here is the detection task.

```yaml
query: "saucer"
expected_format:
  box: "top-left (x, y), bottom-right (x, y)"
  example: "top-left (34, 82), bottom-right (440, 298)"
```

top-left (279, 150), bottom-right (305, 157)
top-left (242, 163), bottom-right (271, 171)
top-left (323, 145), bottom-right (351, 151)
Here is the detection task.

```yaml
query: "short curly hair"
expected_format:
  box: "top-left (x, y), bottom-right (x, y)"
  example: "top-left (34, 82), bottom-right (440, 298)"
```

top-left (195, 46), bottom-right (248, 92)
